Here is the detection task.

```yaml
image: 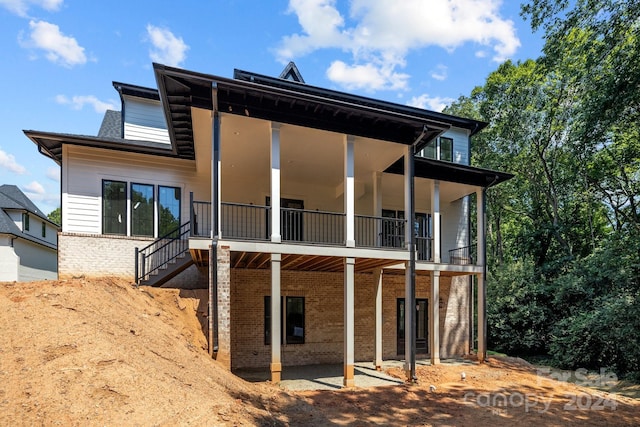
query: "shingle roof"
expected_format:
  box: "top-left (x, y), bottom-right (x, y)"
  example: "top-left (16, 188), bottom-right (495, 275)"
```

top-left (0, 185), bottom-right (57, 249)
top-left (0, 184), bottom-right (46, 217)
top-left (98, 110), bottom-right (122, 139)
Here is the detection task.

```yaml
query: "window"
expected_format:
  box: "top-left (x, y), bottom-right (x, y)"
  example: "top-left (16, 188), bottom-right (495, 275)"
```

top-left (102, 180), bottom-right (127, 235)
top-left (131, 183), bottom-right (154, 236)
top-left (22, 213), bottom-right (29, 231)
top-left (158, 186), bottom-right (181, 236)
top-left (421, 136), bottom-right (453, 162)
top-left (440, 137), bottom-right (453, 162)
top-left (264, 296), bottom-right (305, 345)
top-left (41, 221), bottom-right (46, 238)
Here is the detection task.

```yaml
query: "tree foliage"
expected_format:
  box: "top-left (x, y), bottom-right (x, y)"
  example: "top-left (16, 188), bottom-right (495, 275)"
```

top-left (446, 0), bottom-right (640, 377)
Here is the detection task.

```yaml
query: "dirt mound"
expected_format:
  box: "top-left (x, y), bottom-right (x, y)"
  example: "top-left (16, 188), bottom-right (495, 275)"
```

top-left (0, 278), bottom-right (290, 425)
top-left (1, 277), bottom-right (639, 426)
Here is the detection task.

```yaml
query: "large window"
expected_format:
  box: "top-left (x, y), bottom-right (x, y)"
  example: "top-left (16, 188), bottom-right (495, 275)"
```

top-left (131, 183), bottom-right (154, 236)
top-left (102, 180), bottom-right (127, 235)
top-left (264, 296), bottom-right (305, 345)
top-left (158, 186), bottom-right (181, 236)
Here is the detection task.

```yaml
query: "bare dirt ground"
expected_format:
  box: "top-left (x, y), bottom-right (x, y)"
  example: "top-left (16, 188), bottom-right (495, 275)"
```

top-left (1, 277), bottom-right (639, 426)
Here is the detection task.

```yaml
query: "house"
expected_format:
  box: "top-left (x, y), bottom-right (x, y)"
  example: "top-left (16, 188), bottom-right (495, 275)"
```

top-left (24, 62), bottom-right (512, 385)
top-left (0, 185), bottom-right (58, 282)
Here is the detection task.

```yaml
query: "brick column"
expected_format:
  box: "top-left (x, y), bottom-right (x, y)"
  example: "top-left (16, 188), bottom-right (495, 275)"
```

top-left (216, 245), bottom-right (231, 369)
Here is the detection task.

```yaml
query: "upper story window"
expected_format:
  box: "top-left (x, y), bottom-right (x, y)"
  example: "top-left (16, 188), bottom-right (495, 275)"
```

top-left (102, 180), bottom-right (127, 235)
top-left (22, 212), bottom-right (30, 231)
top-left (422, 136), bottom-right (453, 162)
top-left (131, 183), bottom-right (154, 237)
top-left (158, 186), bottom-right (181, 236)
top-left (102, 181), bottom-right (182, 237)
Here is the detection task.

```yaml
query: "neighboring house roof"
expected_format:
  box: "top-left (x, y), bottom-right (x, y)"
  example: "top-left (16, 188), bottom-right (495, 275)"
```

top-left (98, 110), bottom-right (122, 139)
top-left (279, 61), bottom-right (305, 83)
top-left (0, 185), bottom-right (57, 249)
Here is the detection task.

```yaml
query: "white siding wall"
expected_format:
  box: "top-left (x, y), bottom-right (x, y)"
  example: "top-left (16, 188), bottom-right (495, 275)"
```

top-left (122, 95), bottom-right (170, 144)
top-left (0, 235), bottom-right (19, 282)
top-left (14, 239), bottom-right (57, 281)
top-left (5, 210), bottom-right (57, 246)
top-left (441, 197), bottom-right (470, 263)
top-left (62, 145), bottom-right (207, 236)
top-left (446, 127), bottom-right (470, 166)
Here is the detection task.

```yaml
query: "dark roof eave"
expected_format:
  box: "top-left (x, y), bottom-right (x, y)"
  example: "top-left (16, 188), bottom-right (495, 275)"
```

top-left (23, 130), bottom-right (187, 164)
top-left (385, 156), bottom-right (514, 188)
top-left (112, 81), bottom-right (160, 101)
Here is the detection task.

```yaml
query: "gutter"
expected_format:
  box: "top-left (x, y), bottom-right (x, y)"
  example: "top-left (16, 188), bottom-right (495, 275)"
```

top-left (209, 82), bottom-right (220, 356)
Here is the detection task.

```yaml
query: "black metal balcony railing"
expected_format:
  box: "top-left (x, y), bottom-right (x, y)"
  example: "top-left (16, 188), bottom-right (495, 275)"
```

top-left (448, 245), bottom-right (476, 265)
top-left (189, 196), bottom-right (443, 258)
top-left (354, 215), bottom-right (406, 249)
top-left (135, 222), bottom-right (190, 284)
top-left (416, 236), bottom-right (434, 261)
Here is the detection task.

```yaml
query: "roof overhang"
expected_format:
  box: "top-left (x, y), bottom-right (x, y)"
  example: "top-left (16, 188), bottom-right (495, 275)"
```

top-left (23, 130), bottom-right (178, 165)
top-left (385, 156), bottom-right (514, 189)
top-left (153, 64), bottom-right (488, 155)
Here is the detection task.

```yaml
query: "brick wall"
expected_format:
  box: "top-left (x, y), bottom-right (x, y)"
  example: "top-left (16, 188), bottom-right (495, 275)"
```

top-left (57, 232), bottom-right (206, 289)
top-left (216, 246), bottom-right (231, 369)
top-left (230, 268), bottom-right (470, 369)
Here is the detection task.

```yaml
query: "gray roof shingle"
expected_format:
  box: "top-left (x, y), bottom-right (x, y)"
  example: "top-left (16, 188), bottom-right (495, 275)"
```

top-left (98, 110), bottom-right (122, 139)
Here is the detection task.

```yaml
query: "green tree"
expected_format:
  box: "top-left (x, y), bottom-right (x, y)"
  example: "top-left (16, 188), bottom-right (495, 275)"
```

top-left (48, 207), bottom-right (61, 226)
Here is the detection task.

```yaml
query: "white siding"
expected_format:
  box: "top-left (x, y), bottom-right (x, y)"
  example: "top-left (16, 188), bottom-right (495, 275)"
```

top-left (62, 145), bottom-right (208, 236)
top-left (14, 238), bottom-right (57, 281)
top-left (122, 95), bottom-right (170, 144)
top-left (446, 127), bottom-right (470, 166)
top-left (0, 235), bottom-right (19, 282)
top-left (441, 197), bottom-right (470, 263)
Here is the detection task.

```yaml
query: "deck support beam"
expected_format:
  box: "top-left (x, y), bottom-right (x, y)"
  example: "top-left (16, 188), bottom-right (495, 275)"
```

top-left (270, 253), bottom-right (282, 382)
top-left (429, 271), bottom-right (441, 364)
top-left (344, 257), bottom-right (355, 387)
top-left (476, 188), bottom-right (487, 361)
top-left (374, 267), bottom-right (383, 370)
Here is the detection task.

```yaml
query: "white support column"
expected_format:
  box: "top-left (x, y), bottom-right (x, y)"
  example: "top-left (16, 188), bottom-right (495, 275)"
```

top-left (344, 135), bottom-right (356, 247)
top-left (429, 271), bottom-right (441, 364)
top-left (476, 188), bottom-right (487, 362)
top-left (270, 253), bottom-right (282, 382)
top-left (344, 257), bottom-right (355, 387)
top-left (216, 115), bottom-right (223, 238)
top-left (270, 123), bottom-right (281, 243)
top-left (431, 180), bottom-right (441, 263)
top-left (373, 172), bottom-right (382, 245)
top-left (374, 268), bottom-right (383, 370)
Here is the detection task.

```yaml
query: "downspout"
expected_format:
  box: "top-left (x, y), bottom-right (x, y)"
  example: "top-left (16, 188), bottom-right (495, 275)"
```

top-left (209, 83), bottom-right (220, 356)
top-left (409, 125), bottom-right (428, 383)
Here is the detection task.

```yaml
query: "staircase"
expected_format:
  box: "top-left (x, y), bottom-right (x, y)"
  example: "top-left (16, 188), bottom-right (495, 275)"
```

top-left (135, 222), bottom-right (194, 287)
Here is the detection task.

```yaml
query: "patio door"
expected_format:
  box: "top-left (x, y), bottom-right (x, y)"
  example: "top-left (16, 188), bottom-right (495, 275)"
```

top-left (397, 298), bottom-right (429, 355)
top-left (415, 213), bottom-right (431, 261)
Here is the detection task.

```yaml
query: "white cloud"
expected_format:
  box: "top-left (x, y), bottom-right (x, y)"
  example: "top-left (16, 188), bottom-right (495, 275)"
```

top-left (407, 94), bottom-right (455, 112)
top-left (0, 149), bottom-right (27, 174)
top-left (146, 24), bottom-right (189, 67)
top-left (327, 60), bottom-right (409, 91)
top-left (0, 0), bottom-right (62, 17)
top-left (55, 94), bottom-right (115, 113)
top-left (277, 0), bottom-right (520, 91)
top-left (22, 20), bottom-right (87, 67)
top-left (430, 64), bottom-right (448, 81)
top-left (24, 180), bottom-right (45, 194)
top-left (46, 166), bottom-right (60, 182)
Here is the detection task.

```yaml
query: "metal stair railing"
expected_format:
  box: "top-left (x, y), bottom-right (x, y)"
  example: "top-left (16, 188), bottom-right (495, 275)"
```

top-left (135, 222), bottom-right (190, 285)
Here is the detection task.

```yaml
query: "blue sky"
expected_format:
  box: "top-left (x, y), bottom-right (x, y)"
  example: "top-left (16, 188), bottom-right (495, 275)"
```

top-left (0, 0), bottom-right (544, 215)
